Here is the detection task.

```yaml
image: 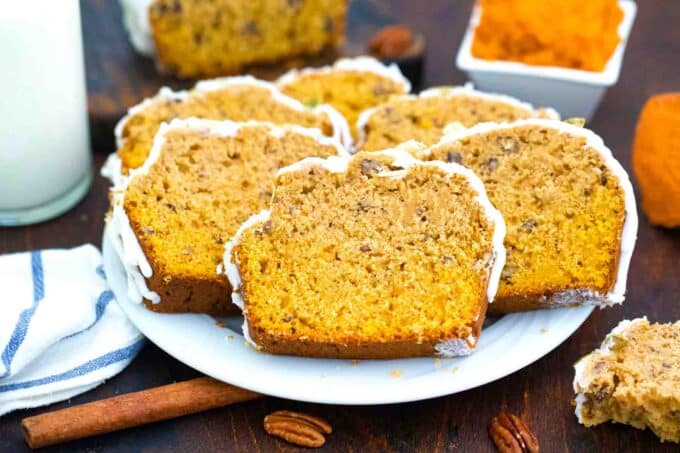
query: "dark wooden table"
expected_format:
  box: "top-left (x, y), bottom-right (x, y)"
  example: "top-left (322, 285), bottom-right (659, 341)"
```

top-left (1, 0), bottom-right (678, 451)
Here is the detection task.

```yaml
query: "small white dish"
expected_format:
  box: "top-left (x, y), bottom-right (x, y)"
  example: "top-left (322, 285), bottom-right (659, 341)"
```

top-left (456, 1), bottom-right (637, 120)
top-left (103, 227), bottom-right (593, 405)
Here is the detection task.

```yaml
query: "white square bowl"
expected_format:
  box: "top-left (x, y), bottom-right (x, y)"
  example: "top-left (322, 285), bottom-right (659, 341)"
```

top-left (456, 1), bottom-right (637, 120)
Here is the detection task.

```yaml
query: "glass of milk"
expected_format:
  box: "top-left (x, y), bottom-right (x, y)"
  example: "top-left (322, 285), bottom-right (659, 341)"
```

top-left (0, 0), bottom-right (92, 226)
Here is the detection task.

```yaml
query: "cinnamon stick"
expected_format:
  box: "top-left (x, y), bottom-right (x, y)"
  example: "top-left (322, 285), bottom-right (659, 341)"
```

top-left (22, 377), bottom-right (263, 448)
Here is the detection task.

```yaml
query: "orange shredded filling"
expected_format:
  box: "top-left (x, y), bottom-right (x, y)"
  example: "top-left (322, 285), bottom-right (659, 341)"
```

top-left (471, 0), bottom-right (624, 72)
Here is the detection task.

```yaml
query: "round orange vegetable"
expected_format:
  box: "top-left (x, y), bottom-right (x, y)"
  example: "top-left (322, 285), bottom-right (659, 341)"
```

top-left (632, 93), bottom-right (680, 228)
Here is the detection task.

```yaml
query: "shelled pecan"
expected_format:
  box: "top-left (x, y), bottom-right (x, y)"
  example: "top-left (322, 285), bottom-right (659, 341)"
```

top-left (264, 410), bottom-right (332, 448)
top-left (488, 411), bottom-right (539, 453)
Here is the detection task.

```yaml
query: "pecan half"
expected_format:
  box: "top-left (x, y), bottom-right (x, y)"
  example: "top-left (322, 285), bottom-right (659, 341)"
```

top-left (368, 25), bottom-right (414, 59)
top-left (488, 411), bottom-right (539, 453)
top-left (264, 410), bottom-right (332, 448)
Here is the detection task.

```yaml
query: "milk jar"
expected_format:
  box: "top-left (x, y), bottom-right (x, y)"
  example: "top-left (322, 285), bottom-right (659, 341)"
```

top-left (0, 0), bottom-right (92, 225)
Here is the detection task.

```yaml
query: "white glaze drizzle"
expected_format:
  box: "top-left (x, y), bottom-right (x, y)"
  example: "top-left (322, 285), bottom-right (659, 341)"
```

top-left (223, 209), bottom-right (271, 349)
top-left (107, 121), bottom-right (170, 304)
top-left (118, 0), bottom-right (154, 56)
top-left (108, 77), bottom-right (352, 185)
top-left (113, 87), bottom-right (189, 151)
top-left (277, 55), bottom-right (411, 93)
top-left (194, 76), bottom-right (352, 147)
top-left (100, 153), bottom-right (125, 188)
top-left (435, 335), bottom-right (478, 357)
top-left (108, 118), bottom-right (347, 307)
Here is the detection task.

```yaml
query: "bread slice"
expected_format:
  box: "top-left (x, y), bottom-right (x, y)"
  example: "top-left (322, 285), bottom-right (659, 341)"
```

top-left (278, 56), bottom-right (411, 140)
top-left (421, 119), bottom-right (637, 313)
top-left (104, 76), bottom-right (350, 178)
top-left (108, 118), bottom-right (347, 315)
top-left (356, 85), bottom-right (557, 151)
top-left (145, 0), bottom-right (347, 78)
top-left (224, 144), bottom-right (506, 359)
top-left (574, 317), bottom-right (680, 443)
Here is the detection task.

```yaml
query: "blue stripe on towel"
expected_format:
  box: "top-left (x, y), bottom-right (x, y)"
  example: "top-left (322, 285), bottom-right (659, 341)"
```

top-left (95, 264), bottom-right (106, 280)
top-left (0, 251), bottom-right (44, 379)
top-left (32, 251), bottom-right (44, 301)
top-left (62, 290), bottom-right (114, 341)
top-left (61, 265), bottom-right (113, 341)
top-left (0, 338), bottom-right (145, 393)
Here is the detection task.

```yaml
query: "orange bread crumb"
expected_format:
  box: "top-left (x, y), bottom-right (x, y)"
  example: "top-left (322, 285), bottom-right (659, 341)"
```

top-left (356, 86), bottom-right (555, 151)
top-left (422, 119), bottom-right (636, 313)
top-left (225, 146), bottom-right (506, 359)
top-left (632, 93), bottom-right (680, 228)
top-left (471, 0), bottom-right (624, 72)
top-left (114, 77), bottom-right (349, 173)
top-left (111, 119), bottom-right (345, 315)
top-left (278, 57), bottom-right (411, 140)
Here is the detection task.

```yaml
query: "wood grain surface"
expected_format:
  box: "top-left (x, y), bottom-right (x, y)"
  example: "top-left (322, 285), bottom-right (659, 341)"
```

top-left (1, 0), bottom-right (679, 451)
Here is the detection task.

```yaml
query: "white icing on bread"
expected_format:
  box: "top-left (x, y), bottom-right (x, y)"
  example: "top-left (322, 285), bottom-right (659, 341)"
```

top-left (355, 83), bottom-right (559, 149)
top-left (277, 55), bottom-right (411, 93)
top-left (223, 142), bottom-right (507, 355)
top-left (108, 118), bottom-right (348, 307)
top-left (430, 118), bottom-right (637, 307)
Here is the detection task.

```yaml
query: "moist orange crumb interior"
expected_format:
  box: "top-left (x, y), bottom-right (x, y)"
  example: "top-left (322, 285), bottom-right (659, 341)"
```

top-left (358, 93), bottom-right (550, 151)
top-left (279, 71), bottom-right (408, 138)
top-left (118, 84), bottom-right (334, 172)
top-left (233, 152), bottom-right (496, 354)
top-left (123, 124), bottom-right (341, 312)
top-left (424, 126), bottom-right (625, 304)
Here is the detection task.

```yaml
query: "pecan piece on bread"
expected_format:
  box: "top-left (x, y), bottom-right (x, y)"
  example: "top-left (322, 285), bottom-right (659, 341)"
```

top-left (488, 411), bottom-right (539, 453)
top-left (264, 410), bottom-right (332, 448)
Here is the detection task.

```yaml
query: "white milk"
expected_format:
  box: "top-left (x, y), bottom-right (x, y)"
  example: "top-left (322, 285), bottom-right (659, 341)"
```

top-left (0, 0), bottom-right (92, 225)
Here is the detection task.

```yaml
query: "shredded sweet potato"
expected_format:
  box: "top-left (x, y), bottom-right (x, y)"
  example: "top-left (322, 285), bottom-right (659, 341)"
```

top-left (471, 0), bottom-right (624, 72)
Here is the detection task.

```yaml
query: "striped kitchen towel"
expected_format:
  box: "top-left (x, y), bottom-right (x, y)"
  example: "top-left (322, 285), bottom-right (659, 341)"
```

top-left (0, 244), bottom-right (144, 416)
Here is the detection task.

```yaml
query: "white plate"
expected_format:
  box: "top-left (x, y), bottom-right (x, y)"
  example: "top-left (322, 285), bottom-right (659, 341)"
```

top-left (103, 228), bottom-right (593, 405)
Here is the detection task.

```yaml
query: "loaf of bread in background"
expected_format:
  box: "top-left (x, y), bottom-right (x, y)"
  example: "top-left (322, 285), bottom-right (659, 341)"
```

top-left (120, 0), bottom-right (347, 78)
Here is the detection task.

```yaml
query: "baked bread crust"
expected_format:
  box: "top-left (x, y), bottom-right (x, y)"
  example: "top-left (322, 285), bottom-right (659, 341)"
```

top-left (143, 264), bottom-right (233, 315)
top-left (246, 309), bottom-right (487, 360)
